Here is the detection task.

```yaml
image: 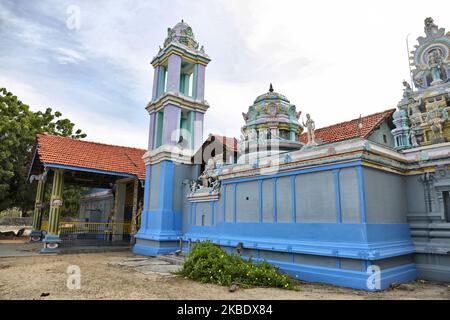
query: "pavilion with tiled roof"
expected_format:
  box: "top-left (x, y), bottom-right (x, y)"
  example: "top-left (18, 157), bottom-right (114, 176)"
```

top-left (27, 133), bottom-right (146, 248)
top-left (28, 133), bottom-right (146, 187)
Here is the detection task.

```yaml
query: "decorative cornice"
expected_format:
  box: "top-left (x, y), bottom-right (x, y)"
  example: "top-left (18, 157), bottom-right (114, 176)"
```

top-left (142, 145), bottom-right (195, 165)
top-left (146, 92), bottom-right (209, 114)
top-left (218, 139), bottom-right (450, 181)
top-left (151, 43), bottom-right (210, 67)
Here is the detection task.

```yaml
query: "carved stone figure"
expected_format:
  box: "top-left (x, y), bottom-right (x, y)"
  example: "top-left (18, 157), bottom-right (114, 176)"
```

top-left (402, 80), bottom-right (413, 98)
top-left (210, 179), bottom-right (221, 192)
top-left (199, 171), bottom-right (209, 188)
top-left (302, 114), bottom-right (316, 146)
top-left (409, 129), bottom-right (419, 147)
top-left (189, 180), bottom-right (198, 194)
top-left (426, 107), bottom-right (449, 142)
top-left (428, 50), bottom-right (443, 84)
top-left (206, 158), bottom-right (216, 171)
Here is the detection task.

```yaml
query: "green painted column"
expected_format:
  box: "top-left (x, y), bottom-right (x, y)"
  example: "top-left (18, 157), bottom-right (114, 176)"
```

top-left (289, 128), bottom-right (296, 141)
top-left (41, 169), bottom-right (64, 253)
top-left (187, 111), bottom-right (195, 149)
top-left (30, 176), bottom-right (46, 241)
top-left (157, 66), bottom-right (166, 97)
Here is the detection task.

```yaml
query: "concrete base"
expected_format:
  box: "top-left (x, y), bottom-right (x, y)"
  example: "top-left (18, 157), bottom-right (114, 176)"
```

top-left (29, 230), bottom-right (43, 242)
top-left (133, 238), bottom-right (181, 256)
top-left (41, 234), bottom-right (61, 254)
top-left (417, 263), bottom-right (450, 282)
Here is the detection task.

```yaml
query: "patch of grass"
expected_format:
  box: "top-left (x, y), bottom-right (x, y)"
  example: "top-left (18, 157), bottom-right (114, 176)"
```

top-left (177, 241), bottom-right (296, 290)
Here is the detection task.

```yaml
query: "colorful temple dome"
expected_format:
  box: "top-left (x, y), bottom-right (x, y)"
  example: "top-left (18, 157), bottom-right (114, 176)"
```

top-left (163, 20), bottom-right (201, 51)
top-left (237, 84), bottom-right (304, 163)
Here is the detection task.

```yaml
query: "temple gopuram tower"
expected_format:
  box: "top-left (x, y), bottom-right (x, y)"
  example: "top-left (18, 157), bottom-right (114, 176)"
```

top-left (133, 21), bottom-right (211, 255)
top-left (392, 17), bottom-right (450, 149)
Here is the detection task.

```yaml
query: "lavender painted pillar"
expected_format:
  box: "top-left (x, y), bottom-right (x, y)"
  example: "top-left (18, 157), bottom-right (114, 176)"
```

top-left (166, 54), bottom-right (181, 93)
top-left (194, 112), bottom-right (204, 151)
top-left (151, 66), bottom-right (160, 101)
top-left (162, 104), bottom-right (181, 145)
top-left (195, 64), bottom-right (206, 100)
top-left (148, 113), bottom-right (156, 150)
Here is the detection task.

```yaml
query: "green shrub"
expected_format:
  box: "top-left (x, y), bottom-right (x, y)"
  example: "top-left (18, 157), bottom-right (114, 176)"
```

top-left (177, 241), bottom-right (296, 290)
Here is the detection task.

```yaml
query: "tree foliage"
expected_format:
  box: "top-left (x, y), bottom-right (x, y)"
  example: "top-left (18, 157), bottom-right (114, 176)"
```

top-left (0, 87), bottom-right (87, 214)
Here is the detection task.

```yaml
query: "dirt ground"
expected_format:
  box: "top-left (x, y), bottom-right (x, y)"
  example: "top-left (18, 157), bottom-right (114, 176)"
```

top-left (0, 251), bottom-right (449, 300)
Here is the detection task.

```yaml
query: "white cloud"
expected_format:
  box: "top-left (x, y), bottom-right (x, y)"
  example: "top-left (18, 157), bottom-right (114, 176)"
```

top-left (54, 47), bottom-right (86, 64)
top-left (1, 0), bottom-right (450, 147)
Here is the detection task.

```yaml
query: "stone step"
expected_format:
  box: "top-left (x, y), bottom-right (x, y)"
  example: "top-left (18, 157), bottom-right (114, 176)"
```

top-left (158, 253), bottom-right (185, 266)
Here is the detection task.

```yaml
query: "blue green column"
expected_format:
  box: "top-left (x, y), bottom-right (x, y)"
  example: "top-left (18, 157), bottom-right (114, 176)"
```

top-left (41, 169), bottom-right (64, 253)
top-left (30, 177), bottom-right (46, 242)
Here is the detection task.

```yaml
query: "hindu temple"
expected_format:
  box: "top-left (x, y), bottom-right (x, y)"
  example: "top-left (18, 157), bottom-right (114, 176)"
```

top-left (27, 17), bottom-right (450, 291)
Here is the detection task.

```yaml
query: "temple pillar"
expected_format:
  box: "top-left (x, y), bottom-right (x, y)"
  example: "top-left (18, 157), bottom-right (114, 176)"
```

top-left (157, 66), bottom-right (166, 97)
top-left (30, 176), bottom-right (46, 242)
top-left (41, 169), bottom-right (64, 253)
top-left (151, 65), bottom-right (160, 101)
top-left (193, 112), bottom-right (204, 151)
top-left (113, 182), bottom-right (126, 241)
top-left (195, 64), bottom-right (206, 100)
top-left (148, 113), bottom-right (156, 150)
top-left (162, 104), bottom-right (181, 145)
top-left (166, 54), bottom-right (181, 93)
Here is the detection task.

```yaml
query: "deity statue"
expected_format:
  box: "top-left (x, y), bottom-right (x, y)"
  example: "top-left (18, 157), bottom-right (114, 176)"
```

top-left (206, 157), bottom-right (216, 171)
top-left (210, 179), bottom-right (221, 192)
top-left (425, 106), bottom-right (448, 142)
top-left (409, 129), bottom-right (419, 148)
top-left (198, 171), bottom-right (210, 188)
top-left (428, 50), bottom-right (443, 84)
top-left (402, 80), bottom-right (413, 98)
top-left (302, 113), bottom-right (317, 146)
top-left (189, 180), bottom-right (199, 194)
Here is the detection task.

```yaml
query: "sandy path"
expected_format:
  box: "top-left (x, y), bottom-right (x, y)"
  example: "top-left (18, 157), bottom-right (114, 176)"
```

top-left (0, 252), bottom-right (449, 300)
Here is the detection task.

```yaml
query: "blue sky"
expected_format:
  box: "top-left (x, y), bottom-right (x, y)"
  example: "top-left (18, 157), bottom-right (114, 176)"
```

top-left (1, 0), bottom-right (449, 148)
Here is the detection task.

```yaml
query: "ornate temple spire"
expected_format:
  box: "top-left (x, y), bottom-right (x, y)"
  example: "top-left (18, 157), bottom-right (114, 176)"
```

top-left (269, 83), bottom-right (274, 92)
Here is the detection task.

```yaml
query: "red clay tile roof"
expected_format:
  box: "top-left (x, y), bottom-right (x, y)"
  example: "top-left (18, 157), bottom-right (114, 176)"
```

top-left (35, 134), bottom-right (146, 180)
top-left (299, 109), bottom-right (396, 145)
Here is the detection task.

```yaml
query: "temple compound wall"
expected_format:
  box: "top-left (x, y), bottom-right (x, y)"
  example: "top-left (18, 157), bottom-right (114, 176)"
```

top-left (134, 19), bottom-right (450, 290)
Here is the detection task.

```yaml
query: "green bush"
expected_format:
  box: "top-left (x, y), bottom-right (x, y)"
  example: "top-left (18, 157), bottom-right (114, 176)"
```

top-left (177, 241), bottom-right (296, 290)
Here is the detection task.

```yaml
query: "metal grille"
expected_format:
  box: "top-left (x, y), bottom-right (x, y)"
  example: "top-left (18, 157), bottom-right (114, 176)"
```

top-left (41, 220), bottom-right (133, 247)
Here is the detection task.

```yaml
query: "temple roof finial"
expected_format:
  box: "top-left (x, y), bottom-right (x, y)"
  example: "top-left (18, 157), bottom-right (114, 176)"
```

top-left (269, 83), bottom-right (274, 92)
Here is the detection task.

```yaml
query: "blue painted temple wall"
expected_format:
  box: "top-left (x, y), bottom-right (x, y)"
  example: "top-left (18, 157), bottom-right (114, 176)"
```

top-left (173, 161), bottom-right (417, 290)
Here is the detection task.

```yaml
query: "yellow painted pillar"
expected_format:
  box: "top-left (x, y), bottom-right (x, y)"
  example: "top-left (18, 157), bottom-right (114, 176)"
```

top-left (30, 175), bottom-right (46, 241)
top-left (41, 169), bottom-right (64, 253)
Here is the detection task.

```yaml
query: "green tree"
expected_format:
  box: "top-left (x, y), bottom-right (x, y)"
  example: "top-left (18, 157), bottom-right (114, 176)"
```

top-left (0, 87), bottom-right (87, 215)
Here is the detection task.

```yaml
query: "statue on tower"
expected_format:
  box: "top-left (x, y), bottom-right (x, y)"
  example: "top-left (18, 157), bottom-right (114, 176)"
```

top-left (428, 49), bottom-right (444, 85)
top-left (402, 80), bottom-right (413, 99)
top-left (302, 113), bottom-right (318, 147)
